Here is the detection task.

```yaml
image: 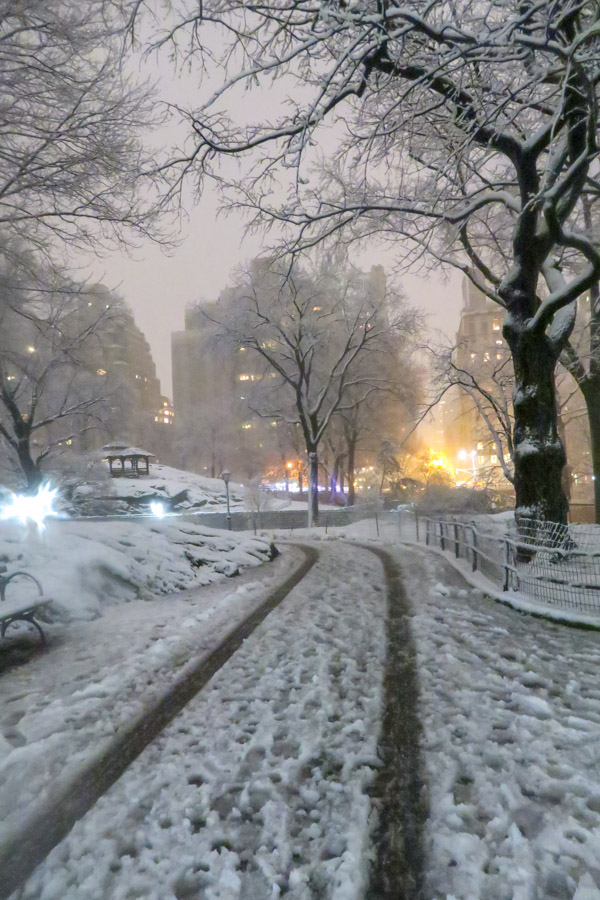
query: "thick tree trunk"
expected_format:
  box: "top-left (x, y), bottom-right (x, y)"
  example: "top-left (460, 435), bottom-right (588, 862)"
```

top-left (503, 319), bottom-right (568, 529)
top-left (579, 379), bottom-right (600, 524)
top-left (307, 449), bottom-right (319, 525)
top-left (18, 440), bottom-right (42, 493)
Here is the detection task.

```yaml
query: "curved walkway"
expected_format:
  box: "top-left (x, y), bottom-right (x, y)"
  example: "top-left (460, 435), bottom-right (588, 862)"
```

top-left (0, 546), bottom-right (318, 899)
top-left (10, 541), bottom-right (424, 900)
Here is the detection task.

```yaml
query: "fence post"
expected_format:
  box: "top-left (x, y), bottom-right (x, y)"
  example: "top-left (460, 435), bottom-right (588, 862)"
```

top-left (453, 520), bottom-right (460, 558)
top-left (440, 520), bottom-right (446, 551)
top-left (503, 539), bottom-right (510, 591)
top-left (375, 511), bottom-right (380, 537)
top-left (471, 523), bottom-right (478, 572)
top-left (415, 511), bottom-right (420, 542)
top-left (425, 517), bottom-right (429, 545)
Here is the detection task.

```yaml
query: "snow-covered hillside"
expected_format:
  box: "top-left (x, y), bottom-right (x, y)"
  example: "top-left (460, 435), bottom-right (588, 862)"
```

top-left (71, 464), bottom-right (245, 516)
top-left (0, 517), bottom-right (274, 621)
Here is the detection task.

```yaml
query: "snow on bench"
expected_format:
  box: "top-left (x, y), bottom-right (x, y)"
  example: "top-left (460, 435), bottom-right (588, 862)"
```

top-left (0, 570), bottom-right (52, 645)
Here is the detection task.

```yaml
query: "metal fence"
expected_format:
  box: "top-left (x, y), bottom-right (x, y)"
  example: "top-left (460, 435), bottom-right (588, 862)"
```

top-left (399, 512), bottom-right (600, 615)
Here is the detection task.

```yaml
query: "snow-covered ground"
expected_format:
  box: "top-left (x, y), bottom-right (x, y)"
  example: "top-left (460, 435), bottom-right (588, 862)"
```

top-left (4, 518), bottom-right (600, 899)
top-left (0, 546), bottom-right (301, 851)
top-left (399, 542), bottom-right (600, 900)
top-left (94, 463), bottom-right (244, 510)
top-left (9, 542), bottom-right (388, 900)
top-left (70, 463), bottom-right (316, 516)
top-left (0, 517), bottom-right (273, 620)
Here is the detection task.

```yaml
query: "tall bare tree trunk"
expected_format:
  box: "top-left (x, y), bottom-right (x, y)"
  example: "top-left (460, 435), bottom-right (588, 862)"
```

top-left (504, 320), bottom-right (568, 528)
top-left (577, 380), bottom-right (600, 524)
top-left (307, 449), bottom-right (319, 526)
top-left (347, 439), bottom-right (356, 507)
top-left (17, 440), bottom-right (42, 493)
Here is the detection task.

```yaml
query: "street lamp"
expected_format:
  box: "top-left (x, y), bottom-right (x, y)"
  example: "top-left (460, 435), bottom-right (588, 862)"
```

top-left (220, 470), bottom-right (232, 530)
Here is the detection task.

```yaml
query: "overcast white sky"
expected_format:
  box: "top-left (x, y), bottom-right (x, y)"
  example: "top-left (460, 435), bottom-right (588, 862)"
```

top-left (82, 29), bottom-right (464, 398)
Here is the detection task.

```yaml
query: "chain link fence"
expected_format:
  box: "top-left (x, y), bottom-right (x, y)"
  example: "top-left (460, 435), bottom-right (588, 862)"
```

top-left (398, 511), bottom-right (600, 615)
top-left (182, 501), bottom-right (386, 534)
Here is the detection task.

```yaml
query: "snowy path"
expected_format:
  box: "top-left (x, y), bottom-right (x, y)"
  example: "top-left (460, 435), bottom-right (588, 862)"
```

top-left (7, 519), bottom-right (600, 900)
top-left (395, 542), bottom-right (600, 900)
top-left (0, 548), bottom-right (308, 854)
top-left (11, 542), bottom-right (391, 900)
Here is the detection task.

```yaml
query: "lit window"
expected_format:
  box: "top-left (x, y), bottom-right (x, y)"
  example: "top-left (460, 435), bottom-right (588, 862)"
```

top-left (240, 346), bottom-right (246, 351)
top-left (496, 353), bottom-right (502, 360)
top-left (496, 339), bottom-right (502, 346)
top-left (26, 346), bottom-right (35, 353)
top-left (477, 442), bottom-right (483, 450)
top-left (163, 417), bottom-right (169, 424)
top-left (484, 352), bottom-right (490, 361)
top-left (97, 368), bottom-right (106, 375)
top-left (163, 400), bottom-right (168, 407)
top-left (490, 454), bottom-right (498, 464)
top-left (66, 439), bottom-right (72, 446)
top-left (470, 352), bottom-right (476, 360)
top-left (154, 416), bottom-right (159, 422)
top-left (478, 455), bottom-right (485, 465)
top-left (313, 306), bottom-right (322, 311)
top-left (239, 374), bottom-right (250, 381)
top-left (493, 318), bottom-right (501, 331)
top-left (6, 375), bottom-right (15, 381)
top-left (271, 421), bottom-right (277, 426)
top-left (242, 423), bottom-right (252, 430)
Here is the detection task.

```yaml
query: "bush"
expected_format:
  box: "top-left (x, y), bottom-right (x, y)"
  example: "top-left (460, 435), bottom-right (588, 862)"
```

top-left (415, 485), bottom-right (495, 515)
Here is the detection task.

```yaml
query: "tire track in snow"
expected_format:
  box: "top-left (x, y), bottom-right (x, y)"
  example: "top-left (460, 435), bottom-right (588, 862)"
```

top-left (361, 544), bottom-right (426, 900)
top-left (0, 544), bottom-right (318, 900)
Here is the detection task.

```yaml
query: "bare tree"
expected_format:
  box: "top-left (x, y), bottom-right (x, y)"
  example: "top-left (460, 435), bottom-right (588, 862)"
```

top-left (0, 0), bottom-right (165, 265)
top-left (139, 0), bottom-right (600, 532)
top-left (0, 1), bottom-right (171, 491)
top-left (211, 256), bottom-right (414, 524)
top-left (0, 266), bottom-right (124, 489)
top-left (429, 343), bottom-right (516, 487)
top-left (558, 199), bottom-right (600, 520)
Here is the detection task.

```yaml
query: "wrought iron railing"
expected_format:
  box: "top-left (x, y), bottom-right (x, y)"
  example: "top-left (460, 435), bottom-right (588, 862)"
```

top-left (398, 511), bottom-right (600, 616)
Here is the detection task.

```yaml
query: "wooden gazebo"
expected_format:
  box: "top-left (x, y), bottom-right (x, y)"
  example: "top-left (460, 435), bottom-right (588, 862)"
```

top-left (102, 443), bottom-right (155, 478)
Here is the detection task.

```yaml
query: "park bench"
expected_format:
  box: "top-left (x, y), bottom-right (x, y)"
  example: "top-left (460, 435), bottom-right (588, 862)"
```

top-left (0, 568), bottom-right (51, 645)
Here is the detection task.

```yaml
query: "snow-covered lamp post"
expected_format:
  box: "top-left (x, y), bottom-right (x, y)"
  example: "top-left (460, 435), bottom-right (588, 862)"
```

top-left (221, 470), bottom-right (232, 530)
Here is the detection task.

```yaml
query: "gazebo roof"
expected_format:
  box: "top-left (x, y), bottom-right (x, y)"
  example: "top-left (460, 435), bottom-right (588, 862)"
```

top-left (103, 446), bottom-right (155, 460)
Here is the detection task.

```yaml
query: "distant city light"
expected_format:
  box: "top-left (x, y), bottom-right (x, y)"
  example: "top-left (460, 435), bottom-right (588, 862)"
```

top-left (0, 483), bottom-right (60, 530)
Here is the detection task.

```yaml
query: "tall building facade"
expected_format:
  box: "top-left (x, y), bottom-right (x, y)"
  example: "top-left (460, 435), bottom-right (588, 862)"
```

top-left (171, 303), bottom-right (281, 479)
top-left (48, 284), bottom-right (175, 460)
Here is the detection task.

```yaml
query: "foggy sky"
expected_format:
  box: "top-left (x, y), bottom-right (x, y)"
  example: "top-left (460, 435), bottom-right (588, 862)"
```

top-left (84, 36), bottom-right (464, 399)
